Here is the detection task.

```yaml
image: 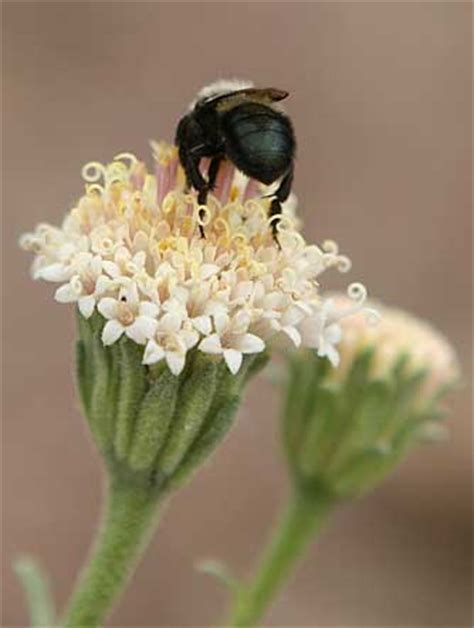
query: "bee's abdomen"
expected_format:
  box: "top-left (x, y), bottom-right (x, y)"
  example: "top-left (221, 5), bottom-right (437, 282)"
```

top-left (222, 103), bottom-right (295, 184)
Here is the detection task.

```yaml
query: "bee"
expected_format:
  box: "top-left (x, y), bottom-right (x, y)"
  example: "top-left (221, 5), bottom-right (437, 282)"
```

top-left (175, 79), bottom-right (296, 237)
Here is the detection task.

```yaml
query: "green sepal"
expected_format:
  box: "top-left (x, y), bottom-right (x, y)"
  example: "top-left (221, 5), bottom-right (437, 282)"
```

top-left (90, 324), bottom-right (113, 449)
top-left (75, 309), bottom-right (94, 417)
top-left (370, 368), bottom-right (425, 451)
top-left (75, 338), bottom-right (90, 416)
top-left (114, 338), bottom-right (148, 460)
top-left (75, 310), bottom-right (113, 451)
top-left (297, 385), bottom-right (338, 479)
top-left (167, 353), bottom-right (268, 490)
top-left (325, 349), bottom-right (374, 462)
top-left (332, 447), bottom-right (391, 496)
top-left (128, 369), bottom-right (180, 472)
top-left (169, 394), bottom-right (240, 489)
top-left (156, 354), bottom-right (218, 477)
top-left (106, 343), bottom-right (122, 438)
top-left (282, 350), bottom-right (331, 468)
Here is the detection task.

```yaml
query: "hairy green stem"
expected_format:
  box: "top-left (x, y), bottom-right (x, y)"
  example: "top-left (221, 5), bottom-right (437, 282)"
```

top-left (226, 490), bottom-right (334, 627)
top-left (62, 478), bottom-right (163, 628)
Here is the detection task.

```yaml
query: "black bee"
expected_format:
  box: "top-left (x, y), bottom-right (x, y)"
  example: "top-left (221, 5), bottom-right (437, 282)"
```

top-left (175, 79), bottom-right (296, 237)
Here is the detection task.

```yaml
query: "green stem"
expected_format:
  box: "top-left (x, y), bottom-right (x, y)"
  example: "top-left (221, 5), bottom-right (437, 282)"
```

top-left (226, 489), bottom-right (334, 627)
top-left (62, 477), bottom-right (163, 628)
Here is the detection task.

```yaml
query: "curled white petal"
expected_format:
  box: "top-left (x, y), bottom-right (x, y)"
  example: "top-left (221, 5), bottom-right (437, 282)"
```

top-left (139, 301), bottom-right (160, 319)
top-left (102, 261), bottom-right (121, 279)
top-left (143, 339), bottom-right (165, 365)
top-left (318, 343), bottom-right (340, 367)
top-left (55, 283), bottom-right (78, 304)
top-left (199, 334), bottom-right (223, 354)
top-left (126, 316), bottom-right (158, 344)
top-left (102, 320), bottom-right (124, 345)
top-left (224, 349), bottom-right (243, 374)
top-left (36, 263), bottom-right (71, 282)
top-left (95, 275), bottom-right (113, 296)
top-left (192, 315), bottom-right (212, 336)
top-left (78, 295), bottom-right (96, 319)
top-left (182, 329), bottom-right (200, 349)
top-left (281, 326), bottom-right (301, 347)
top-left (98, 297), bottom-right (117, 320)
top-left (213, 313), bottom-right (229, 335)
top-left (166, 352), bottom-right (186, 376)
top-left (121, 282), bottom-right (140, 305)
top-left (325, 323), bottom-right (342, 345)
top-left (233, 333), bottom-right (265, 354)
top-left (159, 312), bottom-right (182, 333)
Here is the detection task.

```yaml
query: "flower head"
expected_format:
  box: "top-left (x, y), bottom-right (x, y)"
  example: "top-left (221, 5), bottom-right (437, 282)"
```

top-left (21, 141), bottom-right (368, 374)
top-left (282, 297), bottom-right (460, 499)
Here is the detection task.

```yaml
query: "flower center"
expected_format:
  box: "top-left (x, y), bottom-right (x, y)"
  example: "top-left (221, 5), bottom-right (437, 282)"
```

top-left (158, 332), bottom-right (181, 354)
top-left (117, 301), bottom-right (135, 326)
top-left (82, 274), bottom-right (95, 294)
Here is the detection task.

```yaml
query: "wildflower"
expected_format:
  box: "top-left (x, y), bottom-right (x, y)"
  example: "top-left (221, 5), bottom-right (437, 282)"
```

top-left (283, 296), bottom-right (460, 499)
top-left (97, 281), bottom-right (159, 345)
top-left (143, 312), bottom-right (199, 375)
top-left (18, 138), bottom-right (376, 628)
top-left (54, 253), bottom-right (113, 318)
top-left (199, 311), bottom-right (265, 374)
top-left (20, 139), bottom-right (373, 492)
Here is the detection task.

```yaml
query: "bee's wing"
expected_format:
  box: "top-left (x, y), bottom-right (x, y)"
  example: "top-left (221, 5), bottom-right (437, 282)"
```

top-left (203, 87), bottom-right (289, 109)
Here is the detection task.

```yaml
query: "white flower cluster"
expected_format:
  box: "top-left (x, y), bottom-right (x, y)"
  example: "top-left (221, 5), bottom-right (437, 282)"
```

top-left (20, 142), bottom-right (370, 375)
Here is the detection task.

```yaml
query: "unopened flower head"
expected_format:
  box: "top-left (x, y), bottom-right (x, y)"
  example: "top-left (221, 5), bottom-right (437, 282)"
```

top-left (281, 296), bottom-right (460, 499)
top-left (330, 295), bottom-right (460, 403)
top-left (20, 141), bottom-right (368, 375)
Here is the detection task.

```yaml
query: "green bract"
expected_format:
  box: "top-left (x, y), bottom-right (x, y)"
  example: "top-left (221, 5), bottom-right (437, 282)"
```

top-left (76, 309), bottom-right (267, 493)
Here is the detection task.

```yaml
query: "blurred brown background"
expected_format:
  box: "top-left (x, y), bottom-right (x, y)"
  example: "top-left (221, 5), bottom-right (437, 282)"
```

top-left (2, 2), bottom-right (472, 627)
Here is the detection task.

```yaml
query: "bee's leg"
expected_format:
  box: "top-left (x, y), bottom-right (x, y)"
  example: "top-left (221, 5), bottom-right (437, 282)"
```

top-left (207, 155), bottom-right (224, 191)
top-left (182, 152), bottom-right (210, 237)
top-left (269, 166), bottom-right (294, 241)
top-left (269, 199), bottom-right (282, 241)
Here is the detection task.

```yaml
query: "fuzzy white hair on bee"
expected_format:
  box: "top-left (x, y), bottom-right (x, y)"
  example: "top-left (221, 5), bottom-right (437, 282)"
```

top-left (189, 78), bottom-right (254, 109)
